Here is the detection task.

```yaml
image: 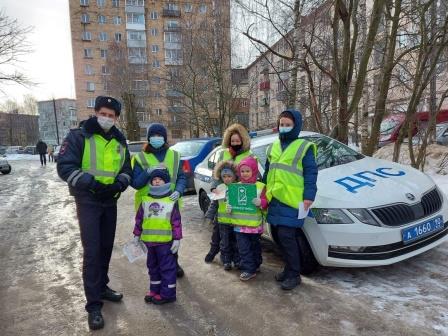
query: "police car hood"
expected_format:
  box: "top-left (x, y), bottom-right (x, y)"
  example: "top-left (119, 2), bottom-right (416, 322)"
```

top-left (313, 157), bottom-right (436, 209)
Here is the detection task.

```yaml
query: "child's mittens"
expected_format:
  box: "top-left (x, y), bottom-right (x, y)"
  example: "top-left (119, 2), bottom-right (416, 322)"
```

top-left (226, 204), bottom-right (232, 214)
top-left (133, 235), bottom-right (140, 243)
top-left (252, 198), bottom-right (261, 207)
top-left (170, 240), bottom-right (180, 254)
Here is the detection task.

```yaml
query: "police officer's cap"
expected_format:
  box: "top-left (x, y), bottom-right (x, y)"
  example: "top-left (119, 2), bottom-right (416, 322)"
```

top-left (94, 96), bottom-right (122, 116)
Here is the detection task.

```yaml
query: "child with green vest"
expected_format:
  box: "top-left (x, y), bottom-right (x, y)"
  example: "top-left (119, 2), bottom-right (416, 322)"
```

top-left (204, 160), bottom-right (240, 270)
top-left (133, 168), bottom-right (182, 304)
top-left (228, 156), bottom-right (268, 281)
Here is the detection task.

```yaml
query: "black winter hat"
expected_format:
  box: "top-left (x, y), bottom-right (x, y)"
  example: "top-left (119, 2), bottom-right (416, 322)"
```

top-left (147, 123), bottom-right (167, 142)
top-left (149, 168), bottom-right (171, 184)
top-left (94, 96), bottom-right (122, 116)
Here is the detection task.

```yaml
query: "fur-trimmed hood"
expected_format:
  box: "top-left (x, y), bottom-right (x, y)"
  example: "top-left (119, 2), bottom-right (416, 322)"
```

top-left (222, 123), bottom-right (251, 152)
top-left (213, 160), bottom-right (237, 181)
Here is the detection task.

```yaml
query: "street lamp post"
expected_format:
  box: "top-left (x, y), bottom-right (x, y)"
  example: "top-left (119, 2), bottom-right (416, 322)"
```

top-left (52, 99), bottom-right (60, 145)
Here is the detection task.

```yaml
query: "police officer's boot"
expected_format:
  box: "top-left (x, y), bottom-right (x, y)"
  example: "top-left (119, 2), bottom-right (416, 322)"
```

top-left (280, 276), bottom-right (301, 290)
top-left (88, 310), bottom-right (104, 330)
top-left (100, 286), bottom-right (123, 302)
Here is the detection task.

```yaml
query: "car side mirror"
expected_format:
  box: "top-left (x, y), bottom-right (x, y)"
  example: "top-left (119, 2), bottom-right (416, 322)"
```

top-left (208, 161), bottom-right (215, 170)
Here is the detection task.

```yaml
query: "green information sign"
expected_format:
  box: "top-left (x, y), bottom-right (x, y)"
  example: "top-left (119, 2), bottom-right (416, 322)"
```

top-left (228, 183), bottom-right (257, 213)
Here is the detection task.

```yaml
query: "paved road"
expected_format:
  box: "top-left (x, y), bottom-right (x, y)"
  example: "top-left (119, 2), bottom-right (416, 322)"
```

top-left (0, 161), bottom-right (447, 335)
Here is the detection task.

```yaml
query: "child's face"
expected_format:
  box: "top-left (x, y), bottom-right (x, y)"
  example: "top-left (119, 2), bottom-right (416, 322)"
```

top-left (151, 177), bottom-right (165, 186)
top-left (222, 173), bottom-right (235, 185)
top-left (239, 165), bottom-right (253, 180)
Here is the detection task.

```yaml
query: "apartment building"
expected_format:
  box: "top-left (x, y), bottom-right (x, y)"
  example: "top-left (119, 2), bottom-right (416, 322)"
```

top-left (69, 0), bottom-right (230, 141)
top-left (38, 99), bottom-right (78, 145)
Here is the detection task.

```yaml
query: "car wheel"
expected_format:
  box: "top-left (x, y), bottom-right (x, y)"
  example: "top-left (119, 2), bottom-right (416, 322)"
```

top-left (296, 230), bottom-right (319, 275)
top-left (1, 165), bottom-right (11, 175)
top-left (199, 190), bottom-right (210, 214)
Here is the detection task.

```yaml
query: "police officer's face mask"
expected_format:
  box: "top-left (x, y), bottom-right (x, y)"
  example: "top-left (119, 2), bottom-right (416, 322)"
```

top-left (97, 116), bottom-right (115, 132)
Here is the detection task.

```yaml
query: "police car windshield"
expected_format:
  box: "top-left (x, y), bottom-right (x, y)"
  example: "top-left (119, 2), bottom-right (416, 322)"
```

top-left (303, 135), bottom-right (364, 171)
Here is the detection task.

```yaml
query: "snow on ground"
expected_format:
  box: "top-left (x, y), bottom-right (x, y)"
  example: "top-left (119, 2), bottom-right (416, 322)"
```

top-left (3, 154), bottom-right (40, 161)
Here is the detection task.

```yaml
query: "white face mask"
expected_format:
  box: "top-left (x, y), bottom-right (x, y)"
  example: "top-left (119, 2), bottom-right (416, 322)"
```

top-left (97, 116), bottom-right (115, 132)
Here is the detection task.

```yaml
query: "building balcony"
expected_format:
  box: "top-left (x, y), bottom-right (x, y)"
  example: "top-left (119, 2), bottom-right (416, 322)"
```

top-left (125, 5), bottom-right (145, 13)
top-left (259, 81), bottom-right (270, 91)
top-left (165, 58), bottom-right (183, 66)
top-left (162, 9), bottom-right (181, 17)
top-left (168, 106), bottom-right (185, 113)
top-left (164, 26), bottom-right (182, 32)
top-left (127, 39), bottom-right (147, 48)
top-left (166, 89), bottom-right (183, 98)
top-left (164, 41), bottom-right (182, 50)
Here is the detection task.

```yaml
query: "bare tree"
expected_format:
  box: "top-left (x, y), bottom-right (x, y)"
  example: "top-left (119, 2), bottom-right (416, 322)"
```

top-left (0, 10), bottom-right (33, 92)
top-left (22, 94), bottom-right (37, 115)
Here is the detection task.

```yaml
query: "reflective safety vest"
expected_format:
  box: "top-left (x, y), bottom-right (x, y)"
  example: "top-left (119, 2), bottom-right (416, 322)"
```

top-left (266, 139), bottom-right (317, 209)
top-left (133, 149), bottom-right (180, 210)
top-left (81, 134), bottom-right (126, 185)
top-left (140, 195), bottom-right (174, 243)
top-left (220, 149), bottom-right (253, 165)
top-left (217, 182), bottom-right (265, 227)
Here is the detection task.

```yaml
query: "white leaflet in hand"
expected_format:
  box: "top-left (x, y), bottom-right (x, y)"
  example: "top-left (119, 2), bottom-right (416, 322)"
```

top-left (208, 184), bottom-right (227, 201)
top-left (297, 201), bottom-right (309, 219)
top-left (123, 239), bottom-right (147, 263)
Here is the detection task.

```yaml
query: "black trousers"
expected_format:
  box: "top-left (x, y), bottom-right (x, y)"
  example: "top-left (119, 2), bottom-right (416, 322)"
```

top-left (274, 226), bottom-right (301, 278)
top-left (219, 224), bottom-right (239, 264)
top-left (76, 202), bottom-right (117, 312)
top-left (39, 153), bottom-right (46, 165)
top-left (209, 220), bottom-right (221, 253)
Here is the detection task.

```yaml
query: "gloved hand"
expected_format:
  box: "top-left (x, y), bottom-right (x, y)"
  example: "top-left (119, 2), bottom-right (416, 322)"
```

top-left (169, 191), bottom-right (181, 201)
top-left (170, 240), bottom-right (180, 254)
top-left (89, 180), bottom-right (108, 193)
top-left (226, 204), bottom-right (232, 214)
top-left (115, 175), bottom-right (130, 191)
top-left (252, 198), bottom-right (261, 207)
top-left (133, 235), bottom-right (140, 244)
top-left (93, 182), bottom-right (121, 201)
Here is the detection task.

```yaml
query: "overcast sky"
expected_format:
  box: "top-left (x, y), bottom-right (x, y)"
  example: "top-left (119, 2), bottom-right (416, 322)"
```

top-left (0, 0), bottom-right (75, 105)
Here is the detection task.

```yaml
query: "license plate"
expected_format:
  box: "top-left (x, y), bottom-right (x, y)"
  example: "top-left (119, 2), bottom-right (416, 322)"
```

top-left (402, 215), bottom-right (444, 244)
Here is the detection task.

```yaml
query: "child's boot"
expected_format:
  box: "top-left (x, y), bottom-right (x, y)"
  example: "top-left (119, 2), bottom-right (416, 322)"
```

top-left (144, 291), bottom-right (158, 303)
top-left (151, 294), bottom-right (176, 305)
top-left (205, 248), bottom-right (219, 263)
top-left (239, 272), bottom-right (256, 281)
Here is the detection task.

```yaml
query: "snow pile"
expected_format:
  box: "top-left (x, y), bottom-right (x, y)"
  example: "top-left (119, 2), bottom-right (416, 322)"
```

top-left (4, 154), bottom-right (40, 161)
top-left (373, 143), bottom-right (448, 196)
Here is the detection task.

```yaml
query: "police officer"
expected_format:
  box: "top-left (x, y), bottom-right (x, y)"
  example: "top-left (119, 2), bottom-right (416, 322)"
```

top-left (263, 109), bottom-right (318, 290)
top-left (57, 96), bottom-right (132, 330)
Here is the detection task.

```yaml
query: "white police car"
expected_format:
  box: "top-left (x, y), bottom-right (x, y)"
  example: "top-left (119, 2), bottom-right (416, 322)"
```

top-left (194, 131), bottom-right (448, 273)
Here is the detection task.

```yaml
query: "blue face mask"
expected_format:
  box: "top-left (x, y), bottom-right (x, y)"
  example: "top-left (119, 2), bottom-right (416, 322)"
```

top-left (279, 126), bottom-right (293, 134)
top-left (149, 136), bottom-right (165, 149)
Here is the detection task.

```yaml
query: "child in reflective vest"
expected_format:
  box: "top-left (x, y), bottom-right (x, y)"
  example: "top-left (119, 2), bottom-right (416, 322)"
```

top-left (229, 156), bottom-right (268, 281)
top-left (204, 160), bottom-right (240, 270)
top-left (133, 168), bottom-right (182, 304)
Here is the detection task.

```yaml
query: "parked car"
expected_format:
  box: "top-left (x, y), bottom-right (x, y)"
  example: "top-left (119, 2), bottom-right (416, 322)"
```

top-left (170, 137), bottom-right (221, 192)
top-left (194, 132), bottom-right (448, 273)
top-left (5, 146), bottom-right (24, 154)
top-left (0, 156), bottom-right (11, 174)
top-left (379, 110), bottom-right (448, 147)
top-left (436, 122), bottom-right (448, 145)
top-left (53, 145), bottom-right (62, 162)
top-left (24, 146), bottom-right (37, 155)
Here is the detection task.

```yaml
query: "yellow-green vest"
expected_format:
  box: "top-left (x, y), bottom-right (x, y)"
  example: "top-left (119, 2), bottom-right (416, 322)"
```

top-left (81, 134), bottom-right (126, 185)
top-left (133, 149), bottom-right (180, 210)
top-left (217, 182), bottom-right (265, 227)
top-left (266, 139), bottom-right (317, 209)
top-left (141, 195), bottom-right (174, 243)
top-left (220, 149), bottom-right (253, 165)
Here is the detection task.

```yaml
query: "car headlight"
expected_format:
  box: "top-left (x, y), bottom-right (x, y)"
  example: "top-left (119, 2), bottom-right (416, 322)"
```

top-left (311, 208), bottom-right (354, 224)
top-left (347, 208), bottom-right (380, 226)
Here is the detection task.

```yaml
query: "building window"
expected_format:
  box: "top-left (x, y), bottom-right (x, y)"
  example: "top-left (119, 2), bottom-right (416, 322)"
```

top-left (242, 100), bottom-right (248, 108)
top-left (85, 64), bottom-right (94, 75)
top-left (126, 12), bottom-right (145, 24)
top-left (87, 98), bottom-right (95, 108)
top-left (128, 47), bottom-right (147, 63)
top-left (184, 3), bottom-right (193, 12)
top-left (152, 59), bottom-right (160, 68)
top-left (166, 20), bottom-right (179, 29)
top-left (167, 3), bottom-right (178, 10)
top-left (199, 4), bottom-right (207, 13)
top-left (150, 28), bottom-right (158, 36)
top-left (127, 30), bottom-right (145, 40)
top-left (155, 108), bottom-right (162, 116)
top-left (126, 0), bottom-right (144, 6)
top-left (164, 31), bottom-right (181, 43)
top-left (152, 76), bottom-right (161, 84)
top-left (133, 80), bottom-right (149, 90)
top-left (98, 15), bottom-right (106, 24)
top-left (115, 33), bottom-right (122, 42)
top-left (86, 82), bottom-right (95, 91)
top-left (165, 49), bottom-right (181, 61)
top-left (150, 11), bottom-right (158, 20)
top-left (80, 0), bottom-right (89, 6)
top-left (100, 49), bottom-right (107, 58)
top-left (152, 91), bottom-right (161, 98)
top-left (113, 16), bottom-right (122, 24)
top-left (97, 0), bottom-right (105, 7)
top-left (101, 65), bottom-right (109, 74)
top-left (99, 32), bottom-right (108, 41)
top-left (112, 0), bottom-right (120, 7)
top-left (81, 13), bottom-right (90, 23)
top-left (84, 48), bottom-right (93, 58)
top-left (82, 31), bottom-right (92, 40)
top-left (151, 45), bottom-right (159, 53)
